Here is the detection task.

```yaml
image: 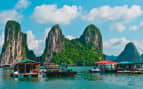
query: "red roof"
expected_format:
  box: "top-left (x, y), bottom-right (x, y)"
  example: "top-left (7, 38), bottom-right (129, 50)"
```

top-left (95, 60), bottom-right (117, 64)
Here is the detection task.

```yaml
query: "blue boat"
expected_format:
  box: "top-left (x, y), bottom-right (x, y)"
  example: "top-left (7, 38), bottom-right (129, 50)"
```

top-left (89, 68), bottom-right (105, 73)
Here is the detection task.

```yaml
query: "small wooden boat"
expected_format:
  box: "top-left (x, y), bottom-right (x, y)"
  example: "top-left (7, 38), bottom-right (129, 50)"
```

top-left (42, 63), bottom-right (77, 77)
top-left (44, 70), bottom-right (77, 77)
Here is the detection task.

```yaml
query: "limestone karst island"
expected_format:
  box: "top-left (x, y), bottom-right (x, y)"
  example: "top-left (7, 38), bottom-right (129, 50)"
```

top-left (1, 0), bottom-right (143, 89)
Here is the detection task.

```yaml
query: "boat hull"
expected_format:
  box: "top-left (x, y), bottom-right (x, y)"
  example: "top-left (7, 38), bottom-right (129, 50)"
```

top-left (89, 70), bottom-right (105, 73)
top-left (43, 71), bottom-right (77, 77)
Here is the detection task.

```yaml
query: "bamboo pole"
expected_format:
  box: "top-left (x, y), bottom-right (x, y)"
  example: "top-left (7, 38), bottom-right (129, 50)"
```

top-left (25, 64), bottom-right (26, 73)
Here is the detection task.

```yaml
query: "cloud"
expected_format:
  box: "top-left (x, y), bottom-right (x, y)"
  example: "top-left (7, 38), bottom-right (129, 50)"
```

top-left (83, 5), bottom-right (143, 32)
top-left (0, 0), bottom-right (31, 25)
top-left (133, 40), bottom-right (143, 53)
top-left (104, 37), bottom-right (129, 49)
top-left (83, 5), bottom-right (143, 22)
top-left (26, 30), bottom-right (44, 55)
top-left (111, 23), bottom-right (126, 32)
top-left (31, 5), bottom-right (81, 24)
top-left (0, 10), bottom-right (23, 25)
top-left (66, 35), bottom-right (75, 40)
top-left (0, 32), bottom-right (4, 47)
top-left (129, 21), bottom-right (143, 31)
top-left (103, 37), bottom-right (130, 55)
top-left (15, 0), bottom-right (31, 9)
top-left (26, 28), bottom-right (51, 55)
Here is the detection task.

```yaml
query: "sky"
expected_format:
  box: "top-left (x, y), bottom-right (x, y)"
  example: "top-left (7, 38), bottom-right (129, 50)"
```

top-left (0, 0), bottom-right (143, 56)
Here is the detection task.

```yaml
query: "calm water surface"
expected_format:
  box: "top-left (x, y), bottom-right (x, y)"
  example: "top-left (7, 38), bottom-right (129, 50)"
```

top-left (0, 67), bottom-right (143, 89)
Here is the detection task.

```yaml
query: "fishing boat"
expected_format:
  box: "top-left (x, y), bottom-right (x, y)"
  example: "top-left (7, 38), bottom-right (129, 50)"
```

top-left (42, 63), bottom-right (77, 77)
top-left (89, 60), bottom-right (118, 73)
top-left (11, 59), bottom-right (40, 78)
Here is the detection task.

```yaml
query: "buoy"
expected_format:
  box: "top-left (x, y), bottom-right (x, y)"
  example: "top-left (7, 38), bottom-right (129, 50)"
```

top-left (18, 74), bottom-right (23, 78)
top-left (28, 75), bottom-right (32, 78)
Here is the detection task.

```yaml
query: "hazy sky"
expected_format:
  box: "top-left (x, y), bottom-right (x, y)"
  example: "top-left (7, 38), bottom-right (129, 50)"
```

top-left (0, 0), bottom-right (143, 56)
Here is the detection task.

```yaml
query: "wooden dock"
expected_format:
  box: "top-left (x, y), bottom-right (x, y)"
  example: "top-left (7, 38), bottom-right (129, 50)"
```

top-left (117, 71), bottom-right (143, 74)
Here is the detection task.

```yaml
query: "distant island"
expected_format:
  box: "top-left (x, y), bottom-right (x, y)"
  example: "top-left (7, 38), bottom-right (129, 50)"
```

top-left (0, 20), bottom-right (103, 66)
top-left (115, 42), bottom-right (142, 62)
top-left (104, 42), bottom-right (143, 62)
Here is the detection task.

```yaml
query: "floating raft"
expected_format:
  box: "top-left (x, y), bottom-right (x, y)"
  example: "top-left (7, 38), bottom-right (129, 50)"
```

top-left (11, 59), bottom-right (40, 78)
top-left (117, 71), bottom-right (143, 74)
top-left (11, 73), bottom-right (40, 78)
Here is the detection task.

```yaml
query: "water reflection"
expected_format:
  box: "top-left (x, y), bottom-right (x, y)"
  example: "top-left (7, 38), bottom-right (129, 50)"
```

top-left (0, 68), bottom-right (13, 81)
top-left (18, 78), bottom-right (40, 82)
top-left (43, 66), bottom-right (104, 81)
top-left (1, 67), bottom-right (143, 89)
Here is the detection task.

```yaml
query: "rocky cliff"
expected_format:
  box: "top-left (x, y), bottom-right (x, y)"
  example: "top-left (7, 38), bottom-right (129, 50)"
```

top-left (80, 24), bottom-right (103, 53)
top-left (116, 42), bottom-right (142, 62)
top-left (0, 21), bottom-right (103, 65)
top-left (0, 21), bottom-right (35, 66)
top-left (43, 24), bottom-right (103, 65)
top-left (43, 24), bottom-right (64, 62)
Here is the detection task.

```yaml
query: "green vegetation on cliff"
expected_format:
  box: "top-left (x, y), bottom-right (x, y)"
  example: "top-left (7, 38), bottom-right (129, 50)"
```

top-left (80, 24), bottom-right (103, 53)
top-left (49, 24), bottom-right (103, 65)
top-left (52, 39), bottom-right (103, 65)
top-left (22, 33), bottom-right (36, 60)
top-left (5, 20), bottom-right (21, 40)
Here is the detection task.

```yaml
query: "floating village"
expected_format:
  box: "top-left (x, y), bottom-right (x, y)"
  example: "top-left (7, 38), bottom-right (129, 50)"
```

top-left (0, 59), bottom-right (143, 79)
top-left (1, 21), bottom-right (143, 80)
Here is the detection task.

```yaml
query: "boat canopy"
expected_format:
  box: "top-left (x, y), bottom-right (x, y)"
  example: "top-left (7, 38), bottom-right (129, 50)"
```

top-left (95, 60), bottom-right (117, 64)
top-left (118, 61), bottom-right (134, 64)
top-left (18, 59), bottom-right (38, 64)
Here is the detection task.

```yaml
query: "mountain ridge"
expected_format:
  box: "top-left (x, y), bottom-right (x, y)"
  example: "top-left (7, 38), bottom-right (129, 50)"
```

top-left (116, 42), bottom-right (142, 62)
top-left (0, 20), bottom-right (103, 66)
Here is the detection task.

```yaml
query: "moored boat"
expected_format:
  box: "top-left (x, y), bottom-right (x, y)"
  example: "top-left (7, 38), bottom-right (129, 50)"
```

top-left (42, 63), bottom-right (77, 77)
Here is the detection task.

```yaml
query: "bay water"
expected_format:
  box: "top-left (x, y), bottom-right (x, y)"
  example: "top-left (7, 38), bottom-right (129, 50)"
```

top-left (0, 67), bottom-right (143, 89)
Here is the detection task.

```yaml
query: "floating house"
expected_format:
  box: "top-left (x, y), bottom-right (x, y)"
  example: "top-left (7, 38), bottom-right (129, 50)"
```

top-left (11, 59), bottom-right (40, 78)
top-left (89, 60), bottom-right (118, 73)
top-left (117, 61), bottom-right (143, 74)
